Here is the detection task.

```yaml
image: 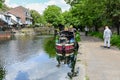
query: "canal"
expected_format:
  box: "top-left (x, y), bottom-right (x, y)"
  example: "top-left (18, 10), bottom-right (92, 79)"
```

top-left (0, 35), bottom-right (71, 80)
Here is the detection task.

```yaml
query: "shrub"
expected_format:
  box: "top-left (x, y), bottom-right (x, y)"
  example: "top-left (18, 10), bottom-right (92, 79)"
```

top-left (89, 31), bottom-right (103, 39)
top-left (111, 35), bottom-right (120, 48)
top-left (75, 31), bottom-right (81, 42)
top-left (89, 31), bottom-right (120, 49)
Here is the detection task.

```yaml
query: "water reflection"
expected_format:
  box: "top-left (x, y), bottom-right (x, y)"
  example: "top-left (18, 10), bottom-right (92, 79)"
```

top-left (0, 35), bottom-right (71, 80)
top-left (0, 67), bottom-right (5, 80)
top-left (15, 71), bottom-right (29, 80)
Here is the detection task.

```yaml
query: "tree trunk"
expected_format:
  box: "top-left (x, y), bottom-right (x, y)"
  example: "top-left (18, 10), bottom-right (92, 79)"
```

top-left (116, 23), bottom-right (120, 35)
top-left (94, 26), bottom-right (98, 32)
top-left (112, 16), bottom-right (120, 35)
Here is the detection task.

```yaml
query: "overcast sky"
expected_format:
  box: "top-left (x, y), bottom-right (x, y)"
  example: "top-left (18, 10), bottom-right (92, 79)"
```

top-left (5, 0), bottom-right (70, 14)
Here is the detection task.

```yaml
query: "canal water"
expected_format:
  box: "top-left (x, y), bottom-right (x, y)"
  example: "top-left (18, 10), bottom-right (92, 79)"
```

top-left (0, 35), bottom-right (71, 80)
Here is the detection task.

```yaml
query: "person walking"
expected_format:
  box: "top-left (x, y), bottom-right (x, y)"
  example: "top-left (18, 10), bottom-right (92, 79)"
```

top-left (84, 26), bottom-right (89, 36)
top-left (103, 26), bottom-right (112, 48)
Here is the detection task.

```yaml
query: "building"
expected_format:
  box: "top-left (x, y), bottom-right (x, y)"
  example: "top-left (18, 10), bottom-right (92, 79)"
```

top-left (7, 6), bottom-right (32, 26)
top-left (0, 12), bottom-right (12, 30)
top-left (0, 12), bottom-right (11, 37)
top-left (7, 13), bottom-right (22, 27)
top-left (0, 6), bottom-right (33, 31)
top-left (0, 12), bottom-right (23, 30)
top-left (0, 12), bottom-right (7, 28)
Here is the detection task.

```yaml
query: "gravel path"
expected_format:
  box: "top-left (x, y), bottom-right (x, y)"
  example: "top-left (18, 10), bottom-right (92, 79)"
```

top-left (74, 32), bottom-right (120, 80)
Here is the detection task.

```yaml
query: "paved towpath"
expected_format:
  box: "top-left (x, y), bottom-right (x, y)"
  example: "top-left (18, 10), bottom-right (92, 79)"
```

top-left (74, 32), bottom-right (120, 80)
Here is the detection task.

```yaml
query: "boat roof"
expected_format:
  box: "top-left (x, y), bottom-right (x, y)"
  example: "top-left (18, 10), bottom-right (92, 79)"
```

top-left (59, 31), bottom-right (74, 39)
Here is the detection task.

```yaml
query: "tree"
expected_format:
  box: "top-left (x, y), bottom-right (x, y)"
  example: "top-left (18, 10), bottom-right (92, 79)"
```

top-left (104, 0), bottom-right (120, 35)
top-left (64, 0), bottom-right (79, 6)
top-left (43, 5), bottom-right (64, 28)
top-left (62, 11), bottom-right (72, 26)
top-left (0, 0), bottom-right (4, 8)
top-left (30, 10), bottom-right (46, 26)
top-left (64, 0), bottom-right (106, 30)
top-left (82, 0), bottom-right (105, 31)
top-left (65, 0), bottom-right (120, 34)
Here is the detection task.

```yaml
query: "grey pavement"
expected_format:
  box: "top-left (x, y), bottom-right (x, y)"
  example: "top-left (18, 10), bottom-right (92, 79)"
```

top-left (75, 32), bottom-right (120, 80)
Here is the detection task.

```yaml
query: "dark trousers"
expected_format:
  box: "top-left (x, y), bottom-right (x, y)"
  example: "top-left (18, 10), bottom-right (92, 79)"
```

top-left (85, 31), bottom-right (88, 36)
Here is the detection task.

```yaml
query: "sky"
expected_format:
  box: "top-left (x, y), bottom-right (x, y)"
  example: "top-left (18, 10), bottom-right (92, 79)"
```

top-left (5, 0), bottom-right (70, 14)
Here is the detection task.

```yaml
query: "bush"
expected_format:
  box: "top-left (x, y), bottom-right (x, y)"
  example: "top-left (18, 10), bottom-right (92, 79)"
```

top-left (89, 31), bottom-right (103, 39)
top-left (89, 31), bottom-right (120, 49)
top-left (75, 31), bottom-right (81, 42)
top-left (111, 35), bottom-right (120, 48)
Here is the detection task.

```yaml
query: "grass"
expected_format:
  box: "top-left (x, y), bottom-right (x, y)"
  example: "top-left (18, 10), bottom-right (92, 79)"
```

top-left (77, 59), bottom-right (81, 62)
top-left (84, 75), bottom-right (89, 80)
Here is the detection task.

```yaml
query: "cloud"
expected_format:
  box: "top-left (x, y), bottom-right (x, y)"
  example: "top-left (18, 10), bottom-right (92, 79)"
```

top-left (5, 0), bottom-right (70, 14)
top-left (44, 0), bottom-right (70, 12)
top-left (4, 0), bottom-right (10, 5)
top-left (25, 3), bottom-right (47, 14)
top-left (5, 0), bottom-right (18, 8)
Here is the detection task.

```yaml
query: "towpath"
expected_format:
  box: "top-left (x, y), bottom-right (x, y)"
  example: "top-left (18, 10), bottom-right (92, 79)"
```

top-left (74, 32), bottom-right (120, 80)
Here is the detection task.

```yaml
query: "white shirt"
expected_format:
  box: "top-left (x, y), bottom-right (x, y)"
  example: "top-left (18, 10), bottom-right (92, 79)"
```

top-left (103, 28), bottom-right (112, 38)
top-left (85, 27), bottom-right (89, 31)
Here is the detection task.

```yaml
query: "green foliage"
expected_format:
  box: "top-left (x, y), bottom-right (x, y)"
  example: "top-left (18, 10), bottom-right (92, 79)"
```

top-left (0, 0), bottom-right (10, 11)
top-left (111, 35), bottom-right (120, 48)
top-left (89, 32), bottom-right (120, 48)
top-left (0, 4), bottom-right (10, 12)
top-left (44, 37), bottom-right (56, 58)
top-left (105, 0), bottom-right (120, 20)
top-left (64, 0), bottom-right (79, 6)
top-left (0, 67), bottom-right (5, 80)
top-left (43, 5), bottom-right (64, 27)
top-left (64, 0), bottom-right (120, 33)
top-left (62, 11), bottom-right (72, 26)
top-left (75, 31), bottom-right (81, 42)
top-left (89, 31), bottom-right (103, 39)
top-left (72, 0), bottom-right (105, 27)
top-left (30, 10), bottom-right (46, 26)
top-left (85, 75), bottom-right (89, 80)
top-left (0, 0), bottom-right (4, 8)
top-left (0, 3), bottom-right (2, 8)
